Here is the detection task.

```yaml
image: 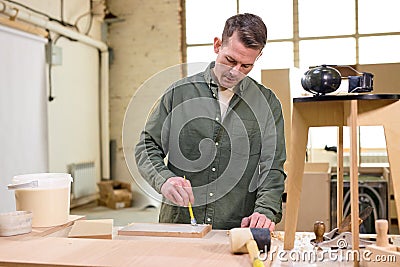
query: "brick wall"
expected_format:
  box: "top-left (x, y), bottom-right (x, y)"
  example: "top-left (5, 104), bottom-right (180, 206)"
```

top-left (107, 0), bottom-right (182, 193)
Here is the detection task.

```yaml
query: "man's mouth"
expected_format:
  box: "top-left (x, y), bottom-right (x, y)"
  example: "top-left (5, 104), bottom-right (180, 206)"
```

top-left (223, 75), bottom-right (236, 83)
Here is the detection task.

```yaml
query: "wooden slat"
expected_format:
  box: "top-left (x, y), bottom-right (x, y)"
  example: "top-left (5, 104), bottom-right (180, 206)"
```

top-left (337, 126), bottom-right (344, 227)
top-left (0, 17), bottom-right (48, 37)
top-left (349, 100), bottom-right (360, 267)
top-left (3, 215), bottom-right (85, 241)
top-left (118, 223), bottom-right (212, 238)
top-left (68, 219), bottom-right (113, 240)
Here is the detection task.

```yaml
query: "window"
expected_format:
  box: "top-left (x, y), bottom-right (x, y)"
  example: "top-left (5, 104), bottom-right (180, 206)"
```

top-left (187, 45), bottom-right (214, 64)
top-left (298, 0), bottom-right (355, 37)
top-left (185, 0), bottom-right (236, 45)
top-left (185, 0), bottom-right (400, 75)
top-left (299, 38), bottom-right (356, 68)
top-left (358, 0), bottom-right (400, 34)
top-left (239, 0), bottom-right (293, 40)
top-left (359, 36), bottom-right (400, 64)
top-left (185, 0), bottom-right (295, 72)
top-left (184, 0), bottom-right (399, 165)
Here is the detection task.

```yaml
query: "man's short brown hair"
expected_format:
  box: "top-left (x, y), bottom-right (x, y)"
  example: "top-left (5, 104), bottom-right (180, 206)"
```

top-left (222, 13), bottom-right (267, 51)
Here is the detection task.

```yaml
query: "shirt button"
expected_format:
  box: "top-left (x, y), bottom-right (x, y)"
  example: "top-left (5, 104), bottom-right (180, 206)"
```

top-left (209, 192), bottom-right (213, 197)
top-left (215, 142), bottom-right (219, 146)
top-left (213, 93), bottom-right (216, 98)
top-left (211, 167), bottom-right (216, 172)
top-left (207, 218), bottom-right (211, 222)
top-left (216, 117), bottom-right (219, 121)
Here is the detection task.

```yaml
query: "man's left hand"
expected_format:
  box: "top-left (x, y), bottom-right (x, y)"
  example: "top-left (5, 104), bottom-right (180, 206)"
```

top-left (240, 212), bottom-right (275, 231)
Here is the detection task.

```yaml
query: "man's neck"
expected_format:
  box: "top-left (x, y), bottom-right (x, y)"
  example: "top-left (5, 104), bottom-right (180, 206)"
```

top-left (218, 87), bottom-right (234, 121)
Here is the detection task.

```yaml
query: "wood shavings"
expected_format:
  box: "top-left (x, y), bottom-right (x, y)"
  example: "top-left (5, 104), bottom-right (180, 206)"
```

top-left (271, 231), bottom-right (284, 241)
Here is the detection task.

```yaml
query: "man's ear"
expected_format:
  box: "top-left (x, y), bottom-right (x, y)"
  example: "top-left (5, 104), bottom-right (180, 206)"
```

top-left (213, 37), bottom-right (222, 54)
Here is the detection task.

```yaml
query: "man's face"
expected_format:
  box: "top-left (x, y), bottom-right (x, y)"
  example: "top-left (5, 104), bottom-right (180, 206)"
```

top-left (213, 31), bottom-right (262, 89)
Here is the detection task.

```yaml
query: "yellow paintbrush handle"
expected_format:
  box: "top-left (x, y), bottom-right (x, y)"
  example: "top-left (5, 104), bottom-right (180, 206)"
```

top-left (188, 201), bottom-right (195, 219)
top-left (184, 175), bottom-right (197, 225)
top-left (184, 175), bottom-right (194, 219)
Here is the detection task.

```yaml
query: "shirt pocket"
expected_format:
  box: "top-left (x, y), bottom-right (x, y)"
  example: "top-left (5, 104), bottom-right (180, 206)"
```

top-left (179, 127), bottom-right (199, 156)
top-left (230, 118), bottom-right (261, 157)
top-left (178, 121), bottom-right (215, 161)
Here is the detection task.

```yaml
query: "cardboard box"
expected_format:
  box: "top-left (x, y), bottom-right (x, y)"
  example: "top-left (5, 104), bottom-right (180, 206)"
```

top-left (97, 181), bottom-right (132, 209)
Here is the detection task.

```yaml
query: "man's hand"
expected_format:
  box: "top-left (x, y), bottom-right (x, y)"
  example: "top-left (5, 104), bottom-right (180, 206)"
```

top-left (241, 212), bottom-right (275, 231)
top-left (160, 177), bottom-right (194, 206)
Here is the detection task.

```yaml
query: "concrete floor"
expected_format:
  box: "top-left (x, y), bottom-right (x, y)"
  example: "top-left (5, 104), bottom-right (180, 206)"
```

top-left (71, 201), bottom-right (160, 226)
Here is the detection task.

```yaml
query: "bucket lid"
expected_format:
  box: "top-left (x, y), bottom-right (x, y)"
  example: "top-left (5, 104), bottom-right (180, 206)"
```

top-left (11, 173), bottom-right (73, 189)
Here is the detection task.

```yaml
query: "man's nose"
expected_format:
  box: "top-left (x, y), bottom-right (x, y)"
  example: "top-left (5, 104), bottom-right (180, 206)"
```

top-left (230, 64), bottom-right (241, 74)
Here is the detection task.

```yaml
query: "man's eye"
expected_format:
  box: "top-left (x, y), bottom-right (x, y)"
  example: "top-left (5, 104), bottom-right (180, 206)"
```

top-left (226, 58), bottom-right (236, 64)
top-left (242, 64), bottom-right (252, 69)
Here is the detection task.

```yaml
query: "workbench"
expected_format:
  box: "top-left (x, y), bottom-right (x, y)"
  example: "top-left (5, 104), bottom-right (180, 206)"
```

top-left (0, 217), bottom-right (361, 267)
top-left (0, 231), bottom-right (250, 266)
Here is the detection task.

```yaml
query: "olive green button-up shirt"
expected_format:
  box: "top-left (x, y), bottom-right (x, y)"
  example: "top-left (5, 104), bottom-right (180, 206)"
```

top-left (135, 62), bottom-right (286, 230)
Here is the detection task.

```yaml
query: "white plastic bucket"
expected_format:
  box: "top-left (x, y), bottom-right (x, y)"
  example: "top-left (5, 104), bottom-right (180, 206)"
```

top-left (11, 173), bottom-right (73, 227)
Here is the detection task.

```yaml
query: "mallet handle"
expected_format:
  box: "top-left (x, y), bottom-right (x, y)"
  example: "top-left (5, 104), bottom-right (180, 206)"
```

top-left (246, 239), bottom-right (264, 267)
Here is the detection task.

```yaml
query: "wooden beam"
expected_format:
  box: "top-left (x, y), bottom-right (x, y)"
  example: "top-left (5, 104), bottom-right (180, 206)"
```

top-left (0, 17), bottom-right (48, 37)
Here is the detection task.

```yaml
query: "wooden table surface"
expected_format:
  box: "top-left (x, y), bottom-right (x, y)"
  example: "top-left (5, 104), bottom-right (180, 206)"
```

top-left (0, 220), bottom-right (362, 267)
top-left (0, 222), bottom-right (252, 267)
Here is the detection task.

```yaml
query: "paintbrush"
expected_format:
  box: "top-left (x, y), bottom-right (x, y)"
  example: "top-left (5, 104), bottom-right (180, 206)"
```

top-left (184, 176), bottom-right (197, 226)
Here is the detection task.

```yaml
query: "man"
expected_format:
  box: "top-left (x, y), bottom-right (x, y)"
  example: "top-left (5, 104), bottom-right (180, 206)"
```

top-left (135, 13), bottom-right (286, 230)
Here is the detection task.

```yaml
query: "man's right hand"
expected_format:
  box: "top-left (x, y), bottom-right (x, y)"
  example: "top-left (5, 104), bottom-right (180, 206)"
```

top-left (160, 177), bottom-right (194, 206)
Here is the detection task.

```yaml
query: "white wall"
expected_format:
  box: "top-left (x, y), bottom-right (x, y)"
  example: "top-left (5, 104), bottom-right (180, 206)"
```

top-left (0, 0), bottom-right (104, 211)
top-left (0, 26), bottom-right (48, 212)
top-left (48, 38), bottom-right (101, 177)
top-left (38, 0), bottom-right (103, 178)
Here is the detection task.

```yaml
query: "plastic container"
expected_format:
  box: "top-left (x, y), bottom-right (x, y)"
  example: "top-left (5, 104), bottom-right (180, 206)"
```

top-left (11, 173), bottom-right (73, 227)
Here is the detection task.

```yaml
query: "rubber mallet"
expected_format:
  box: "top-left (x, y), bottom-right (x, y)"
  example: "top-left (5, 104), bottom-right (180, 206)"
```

top-left (229, 228), bottom-right (271, 267)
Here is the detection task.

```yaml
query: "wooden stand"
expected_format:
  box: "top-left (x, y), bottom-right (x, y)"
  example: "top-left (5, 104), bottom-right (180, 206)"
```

top-left (283, 95), bottom-right (400, 267)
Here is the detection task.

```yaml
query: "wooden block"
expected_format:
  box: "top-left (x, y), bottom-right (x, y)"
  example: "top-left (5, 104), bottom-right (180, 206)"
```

top-left (30, 215), bottom-right (85, 237)
top-left (118, 223), bottom-right (211, 238)
top-left (68, 219), bottom-right (113, 239)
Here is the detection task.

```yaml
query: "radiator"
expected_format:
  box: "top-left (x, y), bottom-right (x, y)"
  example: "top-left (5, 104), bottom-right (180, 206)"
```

top-left (360, 152), bottom-right (388, 164)
top-left (69, 162), bottom-right (97, 199)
